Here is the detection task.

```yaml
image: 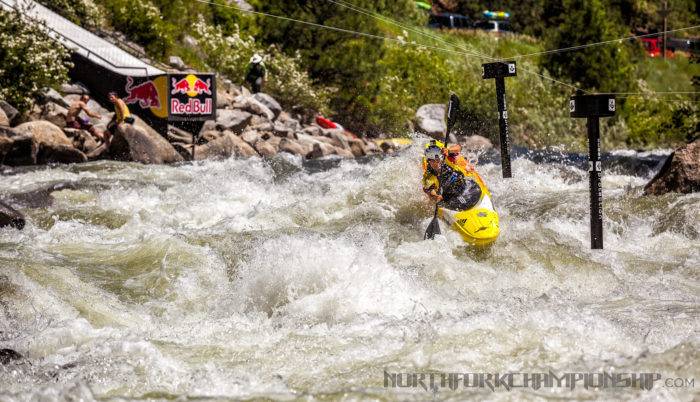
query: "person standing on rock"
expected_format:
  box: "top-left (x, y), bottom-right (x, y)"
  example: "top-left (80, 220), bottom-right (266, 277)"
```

top-left (106, 92), bottom-right (134, 140)
top-left (245, 54), bottom-right (266, 94)
top-left (66, 94), bottom-right (105, 142)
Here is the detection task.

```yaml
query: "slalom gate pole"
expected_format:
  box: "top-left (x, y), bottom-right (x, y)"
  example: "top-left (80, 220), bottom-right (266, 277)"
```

top-left (570, 94), bottom-right (616, 249)
top-left (482, 61), bottom-right (517, 178)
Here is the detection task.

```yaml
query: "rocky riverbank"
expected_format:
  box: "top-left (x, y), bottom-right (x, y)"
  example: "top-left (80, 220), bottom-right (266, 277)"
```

top-left (0, 84), bottom-right (403, 167)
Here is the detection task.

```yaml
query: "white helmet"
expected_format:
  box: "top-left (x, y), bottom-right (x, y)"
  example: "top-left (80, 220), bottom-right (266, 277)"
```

top-left (250, 54), bottom-right (263, 64)
top-left (424, 145), bottom-right (443, 161)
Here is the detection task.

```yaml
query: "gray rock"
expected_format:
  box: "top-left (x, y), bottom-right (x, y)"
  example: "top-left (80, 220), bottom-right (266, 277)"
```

top-left (233, 0), bottom-right (254, 11)
top-left (461, 135), bottom-right (493, 151)
top-left (60, 83), bottom-right (89, 95)
top-left (644, 139), bottom-right (700, 195)
top-left (195, 132), bottom-right (257, 160)
top-left (233, 96), bottom-right (275, 121)
top-left (0, 132), bottom-right (35, 166)
top-left (41, 103), bottom-right (69, 128)
top-left (278, 138), bottom-right (306, 156)
top-left (36, 143), bottom-right (87, 164)
top-left (254, 140), bottom-right (277, 157)
top-left (0, 101), bottom-right (19, 126)
top-left (109, 120), bottom-right (184, 164)
top-left (216, 109), bottom-right (252, 133)
top-left (38, 87), bottom-right (69, 107)
top-left (0, 201), bottom-right (25, 230)
top-left (172, 142), bottom-right (194, 161)
top-left (14, 121), bottom-right (73, 147)
top-left (349, 138), bottom-right (367, 157)
top-left (303, 125), bottom-right (323, 137)
top-left (241, 130), bottom-right (261, 146)
top-left (308, 142), bottom-right (336, 159)
top-left (64, 128), bottom-right (99, 153)
top-left (276, 112), bottom-right (302, 131)
top-left (168, 56), bottom-right (187, 70)
top-left (415, 104), bottom-right (446, 139)
top-left (217, 90), bottom-right (235, 109)
top-left (253, 93), bottom-right (282, 119)
top-left (335, 146), bottom-right (354, 158)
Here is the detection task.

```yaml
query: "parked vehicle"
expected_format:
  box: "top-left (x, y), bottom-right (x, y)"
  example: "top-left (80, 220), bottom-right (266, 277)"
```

top-left (474, 20), bottom-right (512, 33)
top-left (428, 13), bottom-right (471, 30)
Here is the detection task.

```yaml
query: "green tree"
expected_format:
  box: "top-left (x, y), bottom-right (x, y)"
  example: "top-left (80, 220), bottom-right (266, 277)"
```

top-left (0, 6), bottom-right (72, 112)
top-left (249, 0), bottom-right (423, 132)
top-left (540, 0), bottom-right (636, 93)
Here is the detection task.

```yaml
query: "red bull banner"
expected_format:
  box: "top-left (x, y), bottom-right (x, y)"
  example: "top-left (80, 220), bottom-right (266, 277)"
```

top-left (168, 73), bottom-right (216, 121)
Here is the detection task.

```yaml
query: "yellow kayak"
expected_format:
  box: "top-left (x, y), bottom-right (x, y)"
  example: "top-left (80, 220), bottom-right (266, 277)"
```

top-left (422, 141), bottom-right (500, 246)
top-left (437, 171), bottom-right (500, 246)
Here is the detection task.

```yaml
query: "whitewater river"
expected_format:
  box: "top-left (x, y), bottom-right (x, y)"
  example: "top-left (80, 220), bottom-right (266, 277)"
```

top-left (0, 143), bottom-right (698, 400)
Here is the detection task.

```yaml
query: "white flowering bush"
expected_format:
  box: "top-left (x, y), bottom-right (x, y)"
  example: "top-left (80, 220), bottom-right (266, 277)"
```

top-left (0, 6), bottom-right (72, 112)
top-left (194, 19), bottom-right (331, 114)
top-left (37, 0), bottom-right (103, 28)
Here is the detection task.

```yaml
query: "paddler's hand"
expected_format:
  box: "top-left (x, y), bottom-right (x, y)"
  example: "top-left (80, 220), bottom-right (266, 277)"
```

top-left (428, 190), bottom-right (443, 203)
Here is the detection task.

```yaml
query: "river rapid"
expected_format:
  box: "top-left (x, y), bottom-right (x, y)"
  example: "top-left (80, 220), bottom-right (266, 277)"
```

top-left (0, 142), bottom-right (698, 401)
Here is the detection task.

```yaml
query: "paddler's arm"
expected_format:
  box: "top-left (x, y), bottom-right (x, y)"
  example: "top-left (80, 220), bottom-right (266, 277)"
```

top-left (422, 174), bottom-right (443, 202)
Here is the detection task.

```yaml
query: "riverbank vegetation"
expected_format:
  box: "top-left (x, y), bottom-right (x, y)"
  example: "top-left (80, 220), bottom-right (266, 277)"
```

top-left (11, 0), bottom-right (700, 150)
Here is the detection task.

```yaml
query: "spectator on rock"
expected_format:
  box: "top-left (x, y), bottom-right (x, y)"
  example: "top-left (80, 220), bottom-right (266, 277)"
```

top-left (245, 54), bottom-right (266, 94)
top-left (106, 92), bottom-right (134, 141)
top-left (66, 94), bottom-right (105, 141)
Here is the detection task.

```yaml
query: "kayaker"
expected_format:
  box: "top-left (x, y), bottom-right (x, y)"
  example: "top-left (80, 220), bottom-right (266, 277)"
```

top-left (422, 143), bottom-right (482, 210)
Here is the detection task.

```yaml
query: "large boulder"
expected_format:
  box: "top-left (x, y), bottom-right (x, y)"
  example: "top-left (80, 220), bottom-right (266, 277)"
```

top-left (0, 130), bottom-right (35, 166)
top-left (40, 103), bottom-right (69, 128)
top-left (461, 135), bottom-right (493, 151)
top-left (13, 121), bottom-right (72, 148)
top-left (278, 138), bottom-right (306, 156)
top-left (253, 93), bottom-right (282, 119)
top-left (195, 132), bottom-right (257, 160)
top-left (109, 122), bottom-right (184, 164)
top-left (415, 104), bottom-right (446, 139)
top-left (216, 109), bottom-right (252, 133)
top-left (254, 140), bottom-right (278, 157)
top-left (0, 101), bottom-right (19, 126)
top-left (38, 88), bottom-right (69, 107)
top-left (644, 139), bottom-right (700, 195)
top-left (308, 142), bottom-right (336, 159)
top-left (0, 200), bottom-right (25, 230)
top-left (233, 96), bottom-right (275, 121)
top-left (36, 143), bottom-right (87, 164)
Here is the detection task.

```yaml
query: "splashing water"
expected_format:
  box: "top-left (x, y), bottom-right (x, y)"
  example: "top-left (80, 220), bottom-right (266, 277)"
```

top-left (0, 143), bottom-right (698, 400)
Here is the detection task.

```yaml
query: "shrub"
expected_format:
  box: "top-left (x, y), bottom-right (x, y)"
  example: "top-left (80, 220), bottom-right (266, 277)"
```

top-left (194, 19), bottom-right (331, 114)
top-left (0, 6), bottom-right (72, 112)
top-left (36, 0), bottom-right (103, 27)
top-left (102, 0), bottom-right (173, 57)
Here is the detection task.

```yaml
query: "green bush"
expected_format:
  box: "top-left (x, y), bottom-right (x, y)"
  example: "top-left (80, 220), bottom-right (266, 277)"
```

top-left (36, 0), bottom-right (102, 27)
top-left (0, 7), bottom-right (72, 112)
top-left (194, 19), bottom-right (331, 114)
top-left (102, 0), bottom-right (173, 57)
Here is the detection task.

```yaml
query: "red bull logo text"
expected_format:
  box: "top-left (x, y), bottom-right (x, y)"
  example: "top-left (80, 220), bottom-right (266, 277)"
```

top-left (124, 77), bottom-right (161, 109)
top-left (171, 75), bottom-right (212, 97)
top-left (171, 98), bottom-right (213, 115)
